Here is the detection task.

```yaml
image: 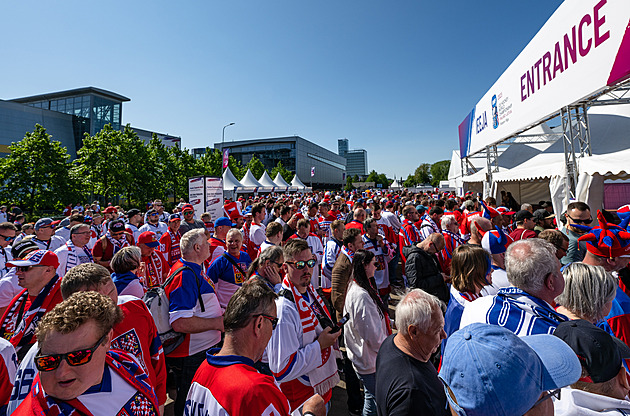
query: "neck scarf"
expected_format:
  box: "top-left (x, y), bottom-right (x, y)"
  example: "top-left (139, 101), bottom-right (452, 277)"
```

top-left (166, 231), bottom-right (181, 264)
top-left (281, 276), bottom-right (340, 396)
top-left (1, 275), bottom-right (61, 353)
top-left (341, 246), bottom-right (354, 262)
top-left (63, 241), bottom-right (94, 275)
top-left (143, 251), bottom-right (164, 288)
top-left (22, 350), bottom-right (159, 416)
top-left (106, 232), bottom-right (130, 254)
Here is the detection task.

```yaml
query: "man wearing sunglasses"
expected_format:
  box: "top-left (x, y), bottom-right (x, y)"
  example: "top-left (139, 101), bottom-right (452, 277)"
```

top-left (561, 201), bottom-right (591, 265)
top-left (178, 204), bottom-right (205, 236)
top-left (0, 222), bottom-right (17, 279)
top-left (268, 239), bottom-right (340, 413)
top-left (186, 279), bottom-right (325, 416)
top-left (139, 208), bottom-right (168, 240)
top-left (13, 291), bottom-right (160, 415)
top-left (27, 218), bottom-right (65, 253)
top-left (53, 224), bottom-right (94, 278)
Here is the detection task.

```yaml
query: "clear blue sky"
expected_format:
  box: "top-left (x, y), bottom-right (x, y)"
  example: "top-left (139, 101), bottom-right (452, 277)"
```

top-left (1, 0), bottom-right (563, 179)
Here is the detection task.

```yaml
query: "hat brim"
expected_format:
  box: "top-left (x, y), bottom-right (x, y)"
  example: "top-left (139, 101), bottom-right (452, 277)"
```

top-left (7, 259), bottom-right (39, 267)
top-left (521, 334), bottom-right (581, 391)
top-left (141, 242), bottom-right (160, 248)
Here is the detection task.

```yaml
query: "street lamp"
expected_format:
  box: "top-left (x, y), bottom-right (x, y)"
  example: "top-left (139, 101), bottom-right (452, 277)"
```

top-left (222, 122), bottom-right (235, 148)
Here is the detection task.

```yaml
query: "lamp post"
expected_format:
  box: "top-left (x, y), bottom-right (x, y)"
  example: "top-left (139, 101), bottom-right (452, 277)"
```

top-left (221, 122), bottom-right (235, 174)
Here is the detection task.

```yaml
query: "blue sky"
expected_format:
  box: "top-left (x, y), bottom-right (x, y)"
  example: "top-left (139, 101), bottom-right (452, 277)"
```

top-left (1, 0), bottom-right (563, 179)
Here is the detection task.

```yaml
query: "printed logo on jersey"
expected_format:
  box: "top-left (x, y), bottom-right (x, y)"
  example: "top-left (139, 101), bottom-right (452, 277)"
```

top-left (111, 329), bottom-right (147, 373)
top-left (121, 391), bottom-right (157, 415)
top-left (232, 264), bottom-right (247, 284)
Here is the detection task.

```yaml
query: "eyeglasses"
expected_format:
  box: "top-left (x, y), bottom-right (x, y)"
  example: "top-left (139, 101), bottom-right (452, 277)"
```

top-left (149, 213), bottom-right (159, 217)
top-left (285, 259), bottom-right (316, 270)
top-left (0, 234), bottom-right (15, 242)
top-left (183, 211), bottom-right (194, 215)
top-left (34, 333), bottom-right (107, 372)
top-left (255, 314), bottom-right (278, 330)
top-left (16, 265), bottom-right (46, 273)
top-left (567, 214), bottom-right (592, 225)
top-left (532, 388), bottom-right (561, 408)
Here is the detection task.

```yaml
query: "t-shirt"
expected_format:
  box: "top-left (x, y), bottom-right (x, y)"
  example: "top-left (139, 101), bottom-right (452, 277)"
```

top-left (375, 335), bottom-right (449, 416)
top-left (206, 252), bottom-right (252, 308)
top-left (178, 219), bottom-right (206, 236)
top-left (186, 350), bottom-right (290, 416)
top-left (165, 260), bottom-right (223, 357)
top-left (139, 222), bottom-right (168, 240)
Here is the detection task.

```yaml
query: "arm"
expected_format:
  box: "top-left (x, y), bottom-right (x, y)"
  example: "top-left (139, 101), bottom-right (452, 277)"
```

top-left (171, 315), bottom-right (224, 333)
top-left (331, 261), bottom-right (351, 315)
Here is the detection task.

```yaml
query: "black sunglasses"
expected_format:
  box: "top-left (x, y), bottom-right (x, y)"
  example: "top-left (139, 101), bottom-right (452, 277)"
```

top-left (34, 333), bottom-right (107, 372)
top-left (0, 234), bottom-right (15, 242)
top-left (567, 214), bottom-right (592, 225)
top-left (16, 265), bottom-right (46, 273)
top-left (285, 259), bottom-right (316, 270)
top-left (256, 314), bottom-right (278, 330)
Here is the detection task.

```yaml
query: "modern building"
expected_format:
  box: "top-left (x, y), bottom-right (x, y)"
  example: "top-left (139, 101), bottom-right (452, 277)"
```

top-left (204, 136), bottom-right (346, 188)
top-left (1, 87), bottom-right (180, 158)
top-left (338, 138), bottom-right (368, 177)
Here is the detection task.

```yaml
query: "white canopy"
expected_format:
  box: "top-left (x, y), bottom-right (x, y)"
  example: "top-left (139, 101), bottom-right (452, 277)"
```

top-left (273, 173), bottom-right (291, 187)
top-left (258, 171), bottom-right (279, 188)
top-left (291, 175), bottom-right (307, 189)
top-left (222, 167), bottom-right (244, 191)
top-left (390, 179), bottom-right (403, 189)
top-left (240, 169), bottom-right (265, 188)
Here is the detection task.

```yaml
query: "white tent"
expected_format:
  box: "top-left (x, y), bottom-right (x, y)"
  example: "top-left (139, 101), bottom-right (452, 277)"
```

top-left (240, 169), bottom-right (272, 192)
top-left (390, 179), bottom-right (403, 189)
top-left (291, 175), bottom-right (311, 192)
top-left (258, 171), bottom-right (279, 189)
top-left (273, 173), bottom-right (291, 188)
top-left (223, 167), bottom-right (244, 191)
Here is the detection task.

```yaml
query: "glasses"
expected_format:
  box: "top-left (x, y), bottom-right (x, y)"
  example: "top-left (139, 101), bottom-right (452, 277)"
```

top-left (285, 259), bottom-right (316, 270)
top-left (73, 231), bottom-right (91, 235)
top-left (567, 214), bottom-right (592, 225)
top-left (149, 213), bottom-right (159, 217)
top-left (184, 211), bottom-right (194, 215)
top-left (532, 388), bottom-right (561, 408)
top-left (34, 333), bottom-right (107, 372)
top-left (0, 234), bottom-right (15, 242)
top-left (272, 261), bottom-right (283, 267)
top-left (16, 265), bottom-right (46, 273)
top-left (255, 314), bottom-right (278, 329)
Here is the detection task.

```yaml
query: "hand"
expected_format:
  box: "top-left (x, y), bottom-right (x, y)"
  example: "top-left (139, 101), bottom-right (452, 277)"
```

top-left (442, 273), bottom-right (451, 283)
top-left (302, 394), bottom-right (326, 416)
top-left (317, 326), bottom-right (341, 350)
top-left (262, 262), bottom-right (282, 285)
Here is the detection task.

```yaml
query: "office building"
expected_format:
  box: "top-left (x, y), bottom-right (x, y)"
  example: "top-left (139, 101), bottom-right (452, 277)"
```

top-left (338, 138), bottom-right (368, 177)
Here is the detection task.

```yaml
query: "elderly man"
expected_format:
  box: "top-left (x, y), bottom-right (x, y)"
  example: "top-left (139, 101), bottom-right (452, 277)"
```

top-left (54, 213), bottom-right (84, 243)
top-left (164, 228), bottom-right (224, 416)
top-left (554, 319), bottom-right (630, 414)
top-left (460, 238), bottom-right (568, 336)
top-left (138, 231), bottom-right (168, 289)
top-left (267, 239), bottom-right (340, 413)
top-left (404, 233), bottom-right (449, 304)
top-left (561, 201), bottom-right (592, 264)
top-left (207, 228), bottom-right (252, 309)
top-left (159, 213), bottom-right (182, 267)
top-left (54, 223), bottom-right (94, 277)
top-left (346, 207), bottom-right (366, 233)
top-left (0, 250), bottom-right (63, 359)
top-left (13, 292), bottom-right (160, 415)
top-left (375, 289), bottom-right (448, 416)
top-left (185, 279), bottom-right (325, 416)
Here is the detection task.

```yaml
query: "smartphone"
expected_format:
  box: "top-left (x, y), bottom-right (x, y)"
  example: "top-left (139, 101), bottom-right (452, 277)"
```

top-left (331, 314), bottom-right (350, 333)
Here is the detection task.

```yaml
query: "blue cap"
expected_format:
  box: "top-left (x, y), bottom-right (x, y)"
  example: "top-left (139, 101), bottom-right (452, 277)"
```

top-left (439, 323), bottom-right (580, 416)
top-left (416, 205), bottom-right (427, 213)
top-left (169, 213), bottom-right (181, 222)
top-left (214, 217), bottom-right (232, 228)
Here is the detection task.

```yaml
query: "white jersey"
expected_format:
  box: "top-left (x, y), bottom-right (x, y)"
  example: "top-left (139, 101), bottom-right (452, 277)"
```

top-left (139, 221), bottom-right (168, 240)
top-left (31, 236), bottom-right (65, 252)
top-left (54, 226), bottom-right (71, 243)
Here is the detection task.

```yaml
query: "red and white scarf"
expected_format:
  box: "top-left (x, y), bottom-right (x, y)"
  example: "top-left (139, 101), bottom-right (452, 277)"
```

top-left (165, 230), bottom-right (181, 265)
top-left (106, 232), bottom-right (130, 254)
top-left (0, 275), bottom-right (62, 354)
top-left (282, 276), bottom-right (340, 396)
top-left (143, 251), bottom-right (165, 289)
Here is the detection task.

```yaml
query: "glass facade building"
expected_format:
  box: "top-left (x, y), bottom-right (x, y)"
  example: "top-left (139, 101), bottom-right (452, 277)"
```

top-left (338, 138), bottom-right (368, 177)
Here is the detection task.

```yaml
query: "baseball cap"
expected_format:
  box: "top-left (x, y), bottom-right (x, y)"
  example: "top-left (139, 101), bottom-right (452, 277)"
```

top-left (182, 204), bottom-right (194, 213)
top-left (439, 323), bottom-right (581, 416)
top-left (514, 210), bottom-right (534, 222)
top-left (103, 206), bottom-right (117, 214)
top-left (108, 219), bottom-right (126, 233)
top-left (137, 231), bottom-right (159, 247)
top-left (533, 209), bottom-right (555, 221)
top-left (214, 217), bottom-right (233, 228)
top-left (8, 249), bottom-right (60, 269)
top-left (169, 213), bottom-right (181, 222)
top-left (11, 240), bottom-right (40, 259)
top-left (127, 208), bottom-right (141, 218)
top-left (34, 218), bottom-right (53, 231)
top-left (554, 319), bottom-right (630, 383)
top-left (496, 206), bottom-right (515, 215)
top-left (385, 201), bottom-right (394, 208)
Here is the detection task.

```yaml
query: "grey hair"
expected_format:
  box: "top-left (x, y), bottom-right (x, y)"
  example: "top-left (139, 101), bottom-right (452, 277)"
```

top-left (395, 289), bottom-right (443, 336)
top-left (441, 215), bottom-right (457, 229)
top-left (506, 239), bottom-right (558, 293)
top-left (226, 228), bottom-right (243, 241)
top-left (70, 223), bottom-right (89, 235)
top-left (462, 200), bottom-right (475, 210)
top-left (556, 263), bottom-right (617, 322)
top-left (180, 228), bottom-right (207, 256)
top-left (111, 246), bottom-right (141, 274)
top-left (521, 203), bottom-right (532, 211)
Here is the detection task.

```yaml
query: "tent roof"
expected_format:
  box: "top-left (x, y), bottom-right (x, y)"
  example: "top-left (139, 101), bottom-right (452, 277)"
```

top-left (291, 175), bottom-right (307, 189)
top-left (258, 171), bottom-right (278, 187)
top-left (222, 167), bottom-right (244, 190)
top-left (390, 179), bottom-right (403, 189)
top-left (240, 169), bottom-right (265, 188)
top-left (273, 173), bottom-right (291, 187)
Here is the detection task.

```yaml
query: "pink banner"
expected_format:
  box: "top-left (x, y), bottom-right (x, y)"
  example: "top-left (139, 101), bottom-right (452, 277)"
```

top-left (222, 148), bottom-right (229, 169)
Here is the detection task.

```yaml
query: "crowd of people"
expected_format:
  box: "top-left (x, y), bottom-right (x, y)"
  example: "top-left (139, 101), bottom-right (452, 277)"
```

top-left (1, 189), bottom-right (630, 415)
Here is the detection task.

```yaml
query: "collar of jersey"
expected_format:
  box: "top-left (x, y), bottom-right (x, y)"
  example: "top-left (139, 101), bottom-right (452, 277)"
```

top-left (84, 365), bottom-right (112, 394)
top-left (206, 348), bottom-right (255, 368)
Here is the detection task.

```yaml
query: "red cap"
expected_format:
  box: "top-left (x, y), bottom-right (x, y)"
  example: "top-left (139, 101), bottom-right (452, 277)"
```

top-left (8, 250), bottom-right (59, 269)
top-left (103, 206), bottom-right (117, 214)
top-left (137, 231), bottom-right (159, 248)
top-left (181, 204), bottom-right (194, 213)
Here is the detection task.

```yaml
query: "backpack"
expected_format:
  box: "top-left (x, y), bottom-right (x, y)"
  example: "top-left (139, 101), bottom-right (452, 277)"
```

top-left (142, 265), bottom-right (205, 355)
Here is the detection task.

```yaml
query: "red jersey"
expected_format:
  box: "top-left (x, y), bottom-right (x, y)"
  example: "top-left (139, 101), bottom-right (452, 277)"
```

top-left (141, 250), bottom-right (169, 288)
top-left (159, 229), bottom-right (181, 267)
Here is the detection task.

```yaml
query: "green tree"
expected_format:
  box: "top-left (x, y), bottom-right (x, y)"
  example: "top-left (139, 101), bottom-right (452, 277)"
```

top-left (353, 174), bottom-right (360, 182)
top-left (345, 175), bottom-right (355, 191)
top-left (0, 124), bottom-right (80, 213)
top-left (377, 173), bottom-right (389, 188)
top-left (270, 161), bottom-right (294, 183)
top-left (430, 160), bottom-right (451, 187)
top-left (169, 146), bottom-right (204, 202)
top-left (414, 163), bottom-right (431, 184)
top-left (403, 174), bottom-right (417, 188)
top-left (245, 155), bottom-right (266, 179)
top-left (366, 170), bottom-right (379, 184)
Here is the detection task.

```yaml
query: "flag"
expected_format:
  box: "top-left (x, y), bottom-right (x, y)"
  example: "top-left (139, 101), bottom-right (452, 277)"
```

top-left (222, 148), bottom-right (230, 168)
top-left (311, 167), bottom-right (315, 177)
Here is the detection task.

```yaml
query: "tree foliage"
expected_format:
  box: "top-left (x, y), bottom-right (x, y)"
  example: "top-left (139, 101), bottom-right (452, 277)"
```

top-left (414, 163), bottom-right (431, 185)
top-left (430, 160), bottom-right (451, 186)
top-left (0, 125), bottom-right (80, 213)
top-left (245, 155), bottom-right (266, 180)
top-left (270, 161), bottom-right (294, 183)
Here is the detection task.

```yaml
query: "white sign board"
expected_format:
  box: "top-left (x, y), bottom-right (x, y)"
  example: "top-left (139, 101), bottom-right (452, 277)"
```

top-left (459, 0), bottom-right (630, 157)
top-left (205, 177), bottom-right (224, 221)
top-left (188, 177), bottom-right (206, 219)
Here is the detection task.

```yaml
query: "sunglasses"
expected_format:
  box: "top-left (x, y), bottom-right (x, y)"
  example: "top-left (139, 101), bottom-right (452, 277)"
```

top-left (0, 234), bottom-right (15, 242)
top-left (34, 333), bottom-right (107, 372)
top-left (285, 259), bottom-right (316, 270)
top-left (149, 213), bottom-right (159, 217)
top-left (256, 314), bottom-right (278, 329)
top-left (183, 211), bottom-right (194, 215)
top-left (567, 214), bottom-right (592, 225)
top-left (16, 265), bottom-right (46, 273)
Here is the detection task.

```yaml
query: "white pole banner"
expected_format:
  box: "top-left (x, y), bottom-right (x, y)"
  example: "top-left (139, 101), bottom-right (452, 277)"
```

top-left (188, 177), bottom-right (205, 219)
top-left (205, 177), bottom-right (224, 222)
top-left (459, 0), bottom-right (630, 158)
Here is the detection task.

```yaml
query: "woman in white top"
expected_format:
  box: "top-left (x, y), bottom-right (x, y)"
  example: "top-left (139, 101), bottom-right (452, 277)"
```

top-left (343, 249), bottom-right (391, 416)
